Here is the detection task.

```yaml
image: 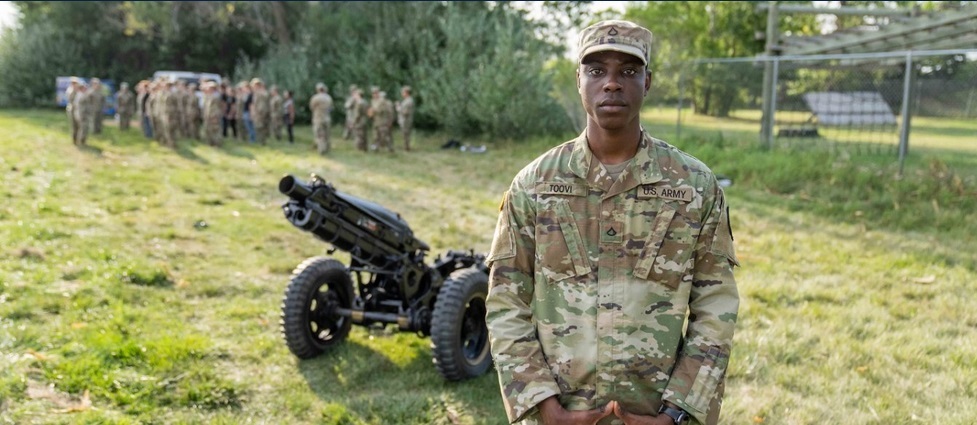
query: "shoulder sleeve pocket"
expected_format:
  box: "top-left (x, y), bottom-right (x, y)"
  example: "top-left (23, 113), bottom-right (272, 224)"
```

top-left (486, 195), bottom-right (517, 265)
top-left (710, 203), bottom-right (739, 267)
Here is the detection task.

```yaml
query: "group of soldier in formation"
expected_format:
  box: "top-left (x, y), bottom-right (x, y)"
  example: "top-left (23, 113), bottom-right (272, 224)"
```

top-left (64, 76), bottom-right (415, 155)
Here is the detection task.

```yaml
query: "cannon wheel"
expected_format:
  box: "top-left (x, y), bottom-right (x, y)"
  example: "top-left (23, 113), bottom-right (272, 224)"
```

top-left (281, 257), bottom-right (353, 359)
top-left (431, 268), bottom-right (492, 381)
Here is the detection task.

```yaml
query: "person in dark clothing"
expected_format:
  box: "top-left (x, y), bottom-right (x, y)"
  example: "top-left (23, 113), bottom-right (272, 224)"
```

top-left (283, 90), bottom-right (295, 143)
top-left (222, 85), bottom-right (237, 138)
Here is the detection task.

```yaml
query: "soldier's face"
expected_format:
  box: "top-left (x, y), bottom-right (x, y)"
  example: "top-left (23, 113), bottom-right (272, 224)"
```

top-left (577, 51), bottom-right (651, 131)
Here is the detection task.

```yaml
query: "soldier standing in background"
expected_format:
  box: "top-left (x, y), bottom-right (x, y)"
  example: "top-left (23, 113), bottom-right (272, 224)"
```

top-left (236, 82), bottom-right (249, 142)
top-left (71, 82), bottom-right (90, 145)
top-left (373, 91), bottom-right (395, 153)
top-left (65, 77), bottom-right (81, 137)
top-left (282, 90), bottom-right (295, 143)
top-left (309, 83), bottom-right (333, 155)
top-left (163, 80), bottom-right (181, 148)
top-left (396, 85), bottom-right (415, 151)
top-left (351, 87), bottom-right (369, 152)
top-left (175, 81), bottom-right (189, 139)
top-left (201, 81), bottom-right (224, 147)
top-left (270, 85), bottom-right (283, 141)
top-left (115, 82), bottom-right (134, 131)
top-left (89, 78), bottom-right (105, 135)
top-left (186, 82), bottom-right (201, 141)
top-left (251, 78), bottom-right (270, 144)
top-left (309, 82), bottom-right (334, 155)
top-left (221, 85), bottom-right (237, 139)
top-left (343, 84), bottom-right (358, 140)
top-left (367, 86), bottom-right (381, 150)
top-left (136, 81), bottom-right (152, 138)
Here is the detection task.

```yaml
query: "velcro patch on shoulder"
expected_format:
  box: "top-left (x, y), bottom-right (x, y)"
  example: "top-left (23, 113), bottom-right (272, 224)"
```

top-left (536, 181), bottom-right (586, 196)
top-left (637, 184), bottom-right (694, 202)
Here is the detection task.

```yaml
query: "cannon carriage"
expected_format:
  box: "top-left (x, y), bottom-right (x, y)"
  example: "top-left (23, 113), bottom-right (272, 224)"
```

top-left (278, 174), bottom-right (492, 380)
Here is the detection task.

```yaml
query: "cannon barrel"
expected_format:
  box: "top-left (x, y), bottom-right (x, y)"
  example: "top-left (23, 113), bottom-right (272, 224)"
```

top-left (279, 174), bottom-right (429, 268)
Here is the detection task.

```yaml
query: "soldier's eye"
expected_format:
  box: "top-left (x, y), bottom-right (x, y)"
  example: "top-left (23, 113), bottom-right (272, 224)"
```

top-left (588, 68), bottom-right (604, 77)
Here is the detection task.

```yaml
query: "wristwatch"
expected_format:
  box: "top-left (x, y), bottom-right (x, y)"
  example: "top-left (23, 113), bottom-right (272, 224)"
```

top-left (658, 404), bottom-right (690, 424)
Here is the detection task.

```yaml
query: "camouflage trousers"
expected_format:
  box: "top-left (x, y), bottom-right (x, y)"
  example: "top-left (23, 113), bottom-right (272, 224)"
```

top-left (163, 116), bottom-right (179, 148)
top-left (71, 115), bottom-right (87, 145)
top-left (313, 119), bottom-right (331, 154)
top-left (254, 119), bottom-right (268, 144)
top-left (343, 114), bottom-right (355, 140)
top-left (271, 117), bottom-right (283, 140)
top-left (353, 124), bottom-right (368, 152)
top-left (401, 126), bottom-right (412, 151)
top-left (204, 119), bottom-right (222, 147)
top-left (186, 116), bottom-right (200, 140)
top-left (119, 111), bottom-right (132, 130)
top-left (375, 126), bottom-right (394, 152)
top-left (92, 114), bottom-right (103, 134)
top-left (236, 113), bottom-right (247, 141)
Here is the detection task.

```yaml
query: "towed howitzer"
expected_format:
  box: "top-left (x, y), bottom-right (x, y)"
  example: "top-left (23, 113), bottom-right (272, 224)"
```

top-left (278, 174), bottom-right (492, 381)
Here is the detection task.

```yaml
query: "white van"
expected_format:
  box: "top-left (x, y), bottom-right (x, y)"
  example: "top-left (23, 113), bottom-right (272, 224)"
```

top-left (152, 70), bottom-right (222, 85)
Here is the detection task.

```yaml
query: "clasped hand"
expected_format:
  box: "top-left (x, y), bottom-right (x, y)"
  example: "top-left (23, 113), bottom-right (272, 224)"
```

top-left (539, 397), bottom-right (673, 425)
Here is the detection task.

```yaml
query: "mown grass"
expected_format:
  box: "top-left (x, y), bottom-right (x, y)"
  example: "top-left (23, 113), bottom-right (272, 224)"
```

top-left (1, 108), bottom-right (975, 424)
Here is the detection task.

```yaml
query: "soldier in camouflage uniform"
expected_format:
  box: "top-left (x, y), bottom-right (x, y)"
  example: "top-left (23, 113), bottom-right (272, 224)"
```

top-left (89, 78), bottom-right (106, 135)
top-left (350, 88), bottom-right (369, 152)
top-left (162, 80), bottom-right (181, 148)
top-left (372, 91), bottom-right (395, 152)
top-left (270, 85), bottom-right (283, 141)
top-left (175, 80), bottom-right (189, 139)
top-left (66, 77), bottom-right (81, 141)
top-left (71, 82), bottom-right (91, 145)
top-left (201, 81), bottom-right (224, 147)
top-left (115, 82), bottom-right (134, 131)
top-left (250, 78), bottom-right (271, 144)
top-left (396, 85), bottom-right (415, 151)
top-left (343, 84), bottom-right (357, 140)
top-left (236, 82), bottom-right (249, 141)
top-left (485, 20), bottom-right (739, 425)
top-left (309, 82), bottom-right (334, 155)
top-left (186, 82), bottom-right (201, 140)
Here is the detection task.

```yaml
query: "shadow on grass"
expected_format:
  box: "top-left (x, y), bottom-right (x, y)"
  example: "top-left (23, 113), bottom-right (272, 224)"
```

top-left (297, 335), bottom-right (505, 423)
top-left (75, 143), bottom-right (104, 156)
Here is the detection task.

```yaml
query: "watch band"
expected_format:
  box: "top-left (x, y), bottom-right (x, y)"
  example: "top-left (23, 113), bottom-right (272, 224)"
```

top-left (658, 405), bottom-right (690, 424)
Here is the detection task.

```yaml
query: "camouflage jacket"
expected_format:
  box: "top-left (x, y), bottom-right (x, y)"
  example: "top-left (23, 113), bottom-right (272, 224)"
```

top-left (397, 96), bottom-right (414, 128)
top-left (374, 98), bottom-right (395, 128)
top-left (309, 93), bottom-right (333, 124)
top-left (203, 93), bottom-right (224, 125)
top-left (486, 131), bottom-right (739, 425)
top-left (270, 94), bottom-right (283, 124)
top-left (116, 89), bottom-right (134, 114)
top-left (252, 90), bottom-right (271, 122)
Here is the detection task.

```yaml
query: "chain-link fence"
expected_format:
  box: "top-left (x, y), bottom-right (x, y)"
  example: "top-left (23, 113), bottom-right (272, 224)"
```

top-left (650, 50), bottom-right (977, 165)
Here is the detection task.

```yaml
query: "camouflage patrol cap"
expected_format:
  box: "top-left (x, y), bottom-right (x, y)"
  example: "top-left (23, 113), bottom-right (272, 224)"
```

top-left (370, 86), bottom-right (379, 93)
top-left (315, 82), bottom-right (326, 90)
top-left (577, 20), bottom-right (653, 66)
top-left (70, 76), bottom-right (81, 84)
top-left (120, 82), bottom-right (129, 89)
top-left (250, 78), bottom-right (263, 86)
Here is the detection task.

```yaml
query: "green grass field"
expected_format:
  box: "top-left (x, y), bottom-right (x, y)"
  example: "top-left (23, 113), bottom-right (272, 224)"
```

top-left (1, 109), bottom-right (976, 424)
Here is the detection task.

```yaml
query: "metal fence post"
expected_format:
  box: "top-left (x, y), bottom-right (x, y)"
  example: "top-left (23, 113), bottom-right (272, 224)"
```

top-left (898, 51), bottom-right (913, 176)
top-left (676, 68), bottom-right (684, 142)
